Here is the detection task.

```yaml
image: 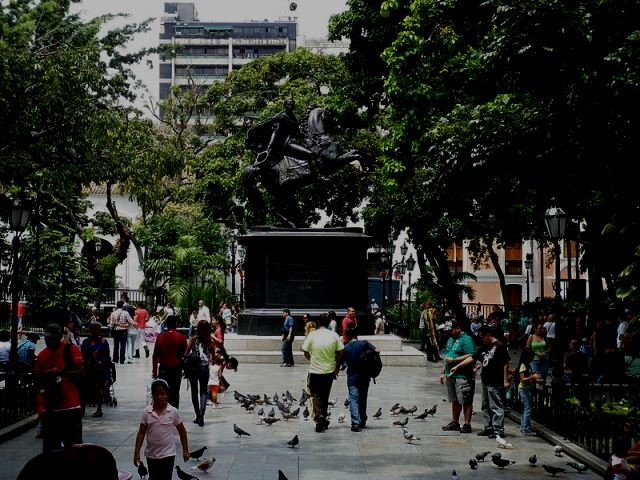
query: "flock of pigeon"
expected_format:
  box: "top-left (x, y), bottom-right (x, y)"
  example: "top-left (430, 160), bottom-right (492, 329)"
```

top-left (138, 389), bottom-right (593, 480)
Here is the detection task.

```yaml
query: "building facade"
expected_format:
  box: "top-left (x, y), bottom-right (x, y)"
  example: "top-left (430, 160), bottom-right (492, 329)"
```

top-left (159, 2), bottom-right (297, 102)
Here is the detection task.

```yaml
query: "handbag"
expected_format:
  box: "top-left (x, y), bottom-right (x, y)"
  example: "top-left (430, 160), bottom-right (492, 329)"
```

top-left (182, 341), bottom-right (206, 378)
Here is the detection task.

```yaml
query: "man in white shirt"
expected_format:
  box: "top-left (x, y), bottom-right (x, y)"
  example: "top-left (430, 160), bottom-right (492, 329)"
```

top-left (197, 300), bottom-right (211, 322)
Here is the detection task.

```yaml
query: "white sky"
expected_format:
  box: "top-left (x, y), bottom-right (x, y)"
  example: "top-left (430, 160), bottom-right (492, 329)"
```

top-left (71, 0), bottom-right (347, 109)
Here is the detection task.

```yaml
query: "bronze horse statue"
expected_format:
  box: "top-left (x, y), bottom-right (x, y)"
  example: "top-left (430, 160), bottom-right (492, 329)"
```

top-left (244, 103), bottom-right (374, 226)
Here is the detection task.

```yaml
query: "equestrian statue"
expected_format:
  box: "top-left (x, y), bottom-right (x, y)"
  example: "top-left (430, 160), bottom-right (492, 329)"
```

top-left (244, 98), bottom-right (374, 227)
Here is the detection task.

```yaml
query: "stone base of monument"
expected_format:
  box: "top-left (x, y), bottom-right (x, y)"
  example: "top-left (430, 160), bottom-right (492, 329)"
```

top-left (237, 227), bottom-right (373, 336)
top-left (224, 334), bottom-right (426, 367)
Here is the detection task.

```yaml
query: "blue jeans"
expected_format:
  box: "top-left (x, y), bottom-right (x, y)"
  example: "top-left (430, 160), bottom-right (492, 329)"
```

top-left (518, 388), bottom-right (533, 432)
top-left (530, 358), bottom-right (549, 378)
top-left (347, 378), bottom-right (370, 427)
top-left (481, 384), bottom-right (505, 435)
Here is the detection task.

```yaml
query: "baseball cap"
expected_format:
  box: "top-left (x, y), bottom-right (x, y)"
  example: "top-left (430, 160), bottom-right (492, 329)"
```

top-left (43, 323), bottom-right (62, 339)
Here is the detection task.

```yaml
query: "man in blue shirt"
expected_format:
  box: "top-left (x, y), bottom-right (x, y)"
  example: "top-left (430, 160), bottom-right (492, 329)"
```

top-left (281, 308), bottom-right (295, 367)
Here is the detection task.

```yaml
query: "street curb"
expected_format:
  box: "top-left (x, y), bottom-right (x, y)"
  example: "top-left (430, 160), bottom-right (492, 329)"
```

top-left (0, 414), bottom-right (38, 445)
top-left (506, 410), bottom-right (608, 475)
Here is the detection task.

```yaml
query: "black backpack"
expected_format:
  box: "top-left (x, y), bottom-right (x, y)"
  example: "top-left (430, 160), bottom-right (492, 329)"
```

top-left (358, 342), bottom-right (382, 383)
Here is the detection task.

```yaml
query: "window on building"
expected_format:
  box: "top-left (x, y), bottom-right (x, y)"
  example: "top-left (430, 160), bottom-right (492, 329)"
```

top-left (446, 242), bottom-right (463, 273)
top-left (504, 243), bottom-right (523, 275)
top-left (563, 239), bottom-right (577, 259)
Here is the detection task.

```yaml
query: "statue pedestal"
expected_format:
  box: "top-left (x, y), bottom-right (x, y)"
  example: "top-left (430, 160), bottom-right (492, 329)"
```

top-left (237, 226), bottom-right (372, 335)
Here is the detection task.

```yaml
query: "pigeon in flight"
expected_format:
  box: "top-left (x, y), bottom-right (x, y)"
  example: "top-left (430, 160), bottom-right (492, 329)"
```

top-left (137, 460), bottom-right (148, 480)
top-left (425, 404), bottom-right (437, 417)
top-left (401, 428), bottom-right (420, 443)
top-left (492, 456), bottom-right (515, 469)
top-left (529, 454), bottom-right (538, 466)
top-left (475, 451), bottom-right (491, 462)
top-left (189, 446), bottom-right (207, 461)
top-left (287, 434), bottom-right (299, 448)
top-left (303, 406), bottom-right (309, 420)
top-left (566, 462), bottom-right (588, 473)
top-left (393, 417), bottom-right (409, 427)
top-left (543, 465), bottom-right (567, 476)
top-left (372, 407), bottom-right (382, 419)
top-left (278, 470), bottom-right (289, 480)
top-left (299, 390), bottom-right (309, 406)
top-left (233, 424), bottom-right (251, 437)
top-left (469, 458), bottom-right (478, 469)
top-left (553, 445), bottom-right (564, 457)
top-left (175, 466), bottom-right (198, 480)
top-left (263, 417), bottom-right (281, 426)
top-left (194, 458), bottom-right (215, 473)
top-left (495, 435), bottom-right (513, 449)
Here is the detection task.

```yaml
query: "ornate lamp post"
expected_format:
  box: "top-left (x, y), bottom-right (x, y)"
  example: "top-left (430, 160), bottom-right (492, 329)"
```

top-left (385, 233), bottom-right (397, 305)
top-left (405, 253), bottom-right (416, 327)
top-left (229, 235), bottom-right (238, 297)
top-left (544, 201), bottom-right (567, 300)
top-left (524, 253), bottom-right (533, 303)
top-left (9, 197), bottom-right (31, 368)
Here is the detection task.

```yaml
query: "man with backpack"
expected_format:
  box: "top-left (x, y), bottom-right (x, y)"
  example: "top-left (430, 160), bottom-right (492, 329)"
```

top-left (341, 326), bottom-right (380, 432)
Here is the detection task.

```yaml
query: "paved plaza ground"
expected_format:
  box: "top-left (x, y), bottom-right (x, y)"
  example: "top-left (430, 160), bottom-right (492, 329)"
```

top-left (1, 339), bottom-right (603, 480)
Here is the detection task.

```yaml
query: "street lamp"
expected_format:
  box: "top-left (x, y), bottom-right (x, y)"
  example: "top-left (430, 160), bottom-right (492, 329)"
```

top-left (386, 233), bottom-right (397, 305)
top-left (544, 201), bottom-right (567, 300)
top-left (524, 253), bottom-right (533, 303)
top-left (9, 197), bottom-right (31, 368)
top-left (229, 235), bottom-right (238, 297)
top-left (405, 253), bottom-right (416, 328)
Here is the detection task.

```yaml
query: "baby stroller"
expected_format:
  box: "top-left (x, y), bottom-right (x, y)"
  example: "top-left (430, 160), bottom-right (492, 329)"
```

top-left (104, 362), bottom-right (118, 407)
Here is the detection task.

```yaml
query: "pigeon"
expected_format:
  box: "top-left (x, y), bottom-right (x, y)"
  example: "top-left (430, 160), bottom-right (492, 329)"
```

top-left (492, 457), bottom-right (515, 469)
top-left (469, 458), bottom-right (478, 469)
top-left (137, 460), bottom-right (148, 479)
top-left (529, 454), bottom-right (538, 466)
top-left (391, 406), bottom-right (404, 416)
top-left (425, 404), bottom-right (437, 417)
top-left (328, 397), bottom-right (337, 407)
top-left (415, 409), bottom-right (430, 421)
top-left (246, 404), bottom-right (255, 412)
top-left (257, 407), bottom-right (264, 417)
top-left (373, 407), bottom-right (382, 419)
top-left (566, 462), bottom-right (588, 473)
top-left (337, 412), bottom-right (346, 423)
top-left (282, 412), bottom-right (294, 421)
top-left (543, 465), bottom-right (566, 476)
top-left (303, 406), bottom-right (309, 420)
top-left (553, 445), bottom-right (564, 457)
top-left (233, 424), bottom-right (251, 437)
top-left (393, 417), bottom-right (409, 427)
top-left (189, 446), bottom-right (207, 461)
top-left (491, 452), bottom-right (502, 460)
top-left (289, 407), bottom-right (300, 417)
top-left (475, 451), bottom-right (491, 462)
top-left (263, 417), bottom-right (280, 425)
top-left (195, 458), bottom-right (214, 473)
top-left (406, 405), bottom-right (418, 415)
top-left (287, 434), bottom-right (299, 448)
top-left (175, 466), bottom-right (198, 480)
top-left (278, 470), bottom-right (289, 480)
top-left (268, 407), bottom-right (276, 418)
top-left (401, 428), bottom-right (420, 443)
top-left (286, 390), bottom-right (296, 403)
top-left (389, 403), bottom-right (400, 412)
top-left (495, 435), bottom-right (513, 449)
top-left (299, 390), bottom-right (309, 406)
top-left (344, 398), bottom-right (350, 408)
top-left (451, 470), bottom-right (459, 480)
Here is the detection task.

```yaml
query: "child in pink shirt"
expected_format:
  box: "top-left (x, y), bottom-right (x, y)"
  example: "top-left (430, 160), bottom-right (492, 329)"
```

top-left (134, 379), bottom-right (189, 480)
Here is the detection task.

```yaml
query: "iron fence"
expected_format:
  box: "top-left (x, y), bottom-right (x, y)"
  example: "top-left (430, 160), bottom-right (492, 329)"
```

top-left (0, 371), bottom-right (38, 430)
top-left (508, 380), bottom-right (639, 460)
